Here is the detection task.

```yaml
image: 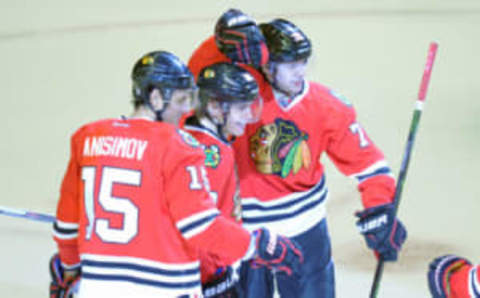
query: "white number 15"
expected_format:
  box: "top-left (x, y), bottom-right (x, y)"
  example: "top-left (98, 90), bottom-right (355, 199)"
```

top-left (82, 167), bottom-right (140, 244)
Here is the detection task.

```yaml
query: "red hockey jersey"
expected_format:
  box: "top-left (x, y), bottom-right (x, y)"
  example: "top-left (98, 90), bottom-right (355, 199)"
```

top-left (52, 118), bottom-right (251, 297)
top-left (232, 83), bottom-right (396, 236)
top-left (181, 116), bottom-right (243, 284)
top-left (450, 264), bottom-right (480, 297)
top-left (188, 35), bottom-right (395, 238)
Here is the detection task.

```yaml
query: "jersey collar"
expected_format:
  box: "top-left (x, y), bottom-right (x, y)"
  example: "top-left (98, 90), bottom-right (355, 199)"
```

top-left (273, 81), bottom-right (310, 111)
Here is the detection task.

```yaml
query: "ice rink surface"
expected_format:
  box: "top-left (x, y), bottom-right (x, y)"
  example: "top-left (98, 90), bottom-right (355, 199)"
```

top-left (1, 0), bottom-right (479, 296)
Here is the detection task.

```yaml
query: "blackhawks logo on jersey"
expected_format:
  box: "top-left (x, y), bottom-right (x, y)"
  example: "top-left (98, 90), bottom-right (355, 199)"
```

top-left (249, 118), bottom-right (311, 178)
top-left (176, 129), bottom-right (201, 148)
top-left (203, 144), bottom-right (221, 168)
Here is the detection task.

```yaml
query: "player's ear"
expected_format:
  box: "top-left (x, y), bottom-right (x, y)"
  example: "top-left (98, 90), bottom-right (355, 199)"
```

top-left (206, 101), bottom-right (221, 117)
top-left (149, 88), bottom-right (164, 111)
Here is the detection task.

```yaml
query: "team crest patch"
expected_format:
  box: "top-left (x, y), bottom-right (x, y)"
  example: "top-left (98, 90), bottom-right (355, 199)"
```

top-left (249, 118), bottom-right (311, 178)
top-left (176, 129), bottom-right (200, 148)
top-left (141, 55), bottom-right (154, 65)
top-left (203, 68), bottom-right (215, 79)
top-left (329, 89), bottom-right (352, 106)
top-left (203, 145), bottom-right (221, 168)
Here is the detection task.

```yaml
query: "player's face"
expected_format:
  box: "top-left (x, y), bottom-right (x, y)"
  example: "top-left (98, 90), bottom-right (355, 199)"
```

top-left (224, 101), bottom-right (256, 137)
top-left (162, 89), bottom-right (196, 126)
top-left (273, 59), bottom-right (308, 96)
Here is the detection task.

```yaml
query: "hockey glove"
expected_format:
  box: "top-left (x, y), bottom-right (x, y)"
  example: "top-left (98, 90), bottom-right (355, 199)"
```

top-left (251, 228), bottom-right (303, 276)
top-left (427, 254), bottom-right (473, 298)
top-left (355, 203), bottom-right (407, 261)
top-left (202, 266), bottom-right (240, 298)
top-left (49, 253), bottom-right (80, 298)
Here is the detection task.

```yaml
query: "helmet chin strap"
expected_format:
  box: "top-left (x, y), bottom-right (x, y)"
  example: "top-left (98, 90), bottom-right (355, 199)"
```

top-left (146, 87), bottom-right (176, 121)
top-left (154, 109), bottom-right (164, 122)
top-left (146, 101), bottom-right (168, 122)
top-left (146, 89), bottom-right (172, 122)
top-left (205, 102), bottom-right (231, 142)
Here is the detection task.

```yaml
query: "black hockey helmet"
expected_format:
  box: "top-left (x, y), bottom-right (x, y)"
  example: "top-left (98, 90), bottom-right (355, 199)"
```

top-left (131, 51), bottom-right (195, 107)
top-left (214, 9), bottom-right (269, 69)
top-left (259, 19), bottom-right (312, 63)
top-left (197, 62), bottom-right (262, 123)
top-left (197, 62), bottom-right (258, 104)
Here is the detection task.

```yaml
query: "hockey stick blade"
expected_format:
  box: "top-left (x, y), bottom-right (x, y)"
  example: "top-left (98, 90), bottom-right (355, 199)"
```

top-left (369, 42), bottom-right (439, 298)
top-left (0, 205), bottom-right (55, 223)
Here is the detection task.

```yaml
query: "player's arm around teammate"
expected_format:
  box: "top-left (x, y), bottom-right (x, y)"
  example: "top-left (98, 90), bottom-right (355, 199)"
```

top-left (222, 18), bottom-right (408, 298)
top-left (50, 50), bottom-right (302, 298)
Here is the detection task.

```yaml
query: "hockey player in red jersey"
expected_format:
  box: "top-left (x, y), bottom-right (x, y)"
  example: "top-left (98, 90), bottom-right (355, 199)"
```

top-left (50, 50), bottom-right (303, 298)
top-left (187, 10), bottom-right (407, 297)
top-left (229, 19), bottom-right (408, 297)
top-left (180, 62), bottom-right (263, 297)
top-left (428, 255), bottom-right (480, 298)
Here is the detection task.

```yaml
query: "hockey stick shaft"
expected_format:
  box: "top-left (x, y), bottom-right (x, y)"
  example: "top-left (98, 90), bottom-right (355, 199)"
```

top-left (369, 42), bottom-right (438, 298)
top-left (0, 205), bottom-right (55, 223)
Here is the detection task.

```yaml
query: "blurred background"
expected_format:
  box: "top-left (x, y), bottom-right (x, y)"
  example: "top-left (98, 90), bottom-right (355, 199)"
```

top-left (1, 0), bottom-right (479, 296)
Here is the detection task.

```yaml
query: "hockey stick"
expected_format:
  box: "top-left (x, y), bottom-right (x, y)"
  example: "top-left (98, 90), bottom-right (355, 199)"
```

top-left (0, 205), bottom-right (55, 223)
top-left (369, 42), bottom-right (439, 298)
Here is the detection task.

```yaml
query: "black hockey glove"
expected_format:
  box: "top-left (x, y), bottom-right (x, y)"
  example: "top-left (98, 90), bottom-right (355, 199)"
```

top-left (427, 254), bottom-right (473, 298)
top-left (49, 253), bottom-right (80, 298)
top-left (251, 228), bottom-right (303, 276)
top-left (202, 266), bottom-right (240, 298)
top-left (355, 203), bottom-right (407, 261)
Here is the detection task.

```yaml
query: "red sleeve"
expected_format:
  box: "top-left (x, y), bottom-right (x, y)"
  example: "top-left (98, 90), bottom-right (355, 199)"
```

top-left (53, 132), bottom-right (81, 268)
top-left (163, 130), bottom-right (251, 263)
top-left (188, 36), bottom-right (267, 99)
top-left (450, 264), bottom-right (480, 298)
top-left (188, 36), bottom-right (230, 79)
top-left (190, 216), bottom-right (251, 265)
top-left (325, 97), bottom-right (396, 208)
